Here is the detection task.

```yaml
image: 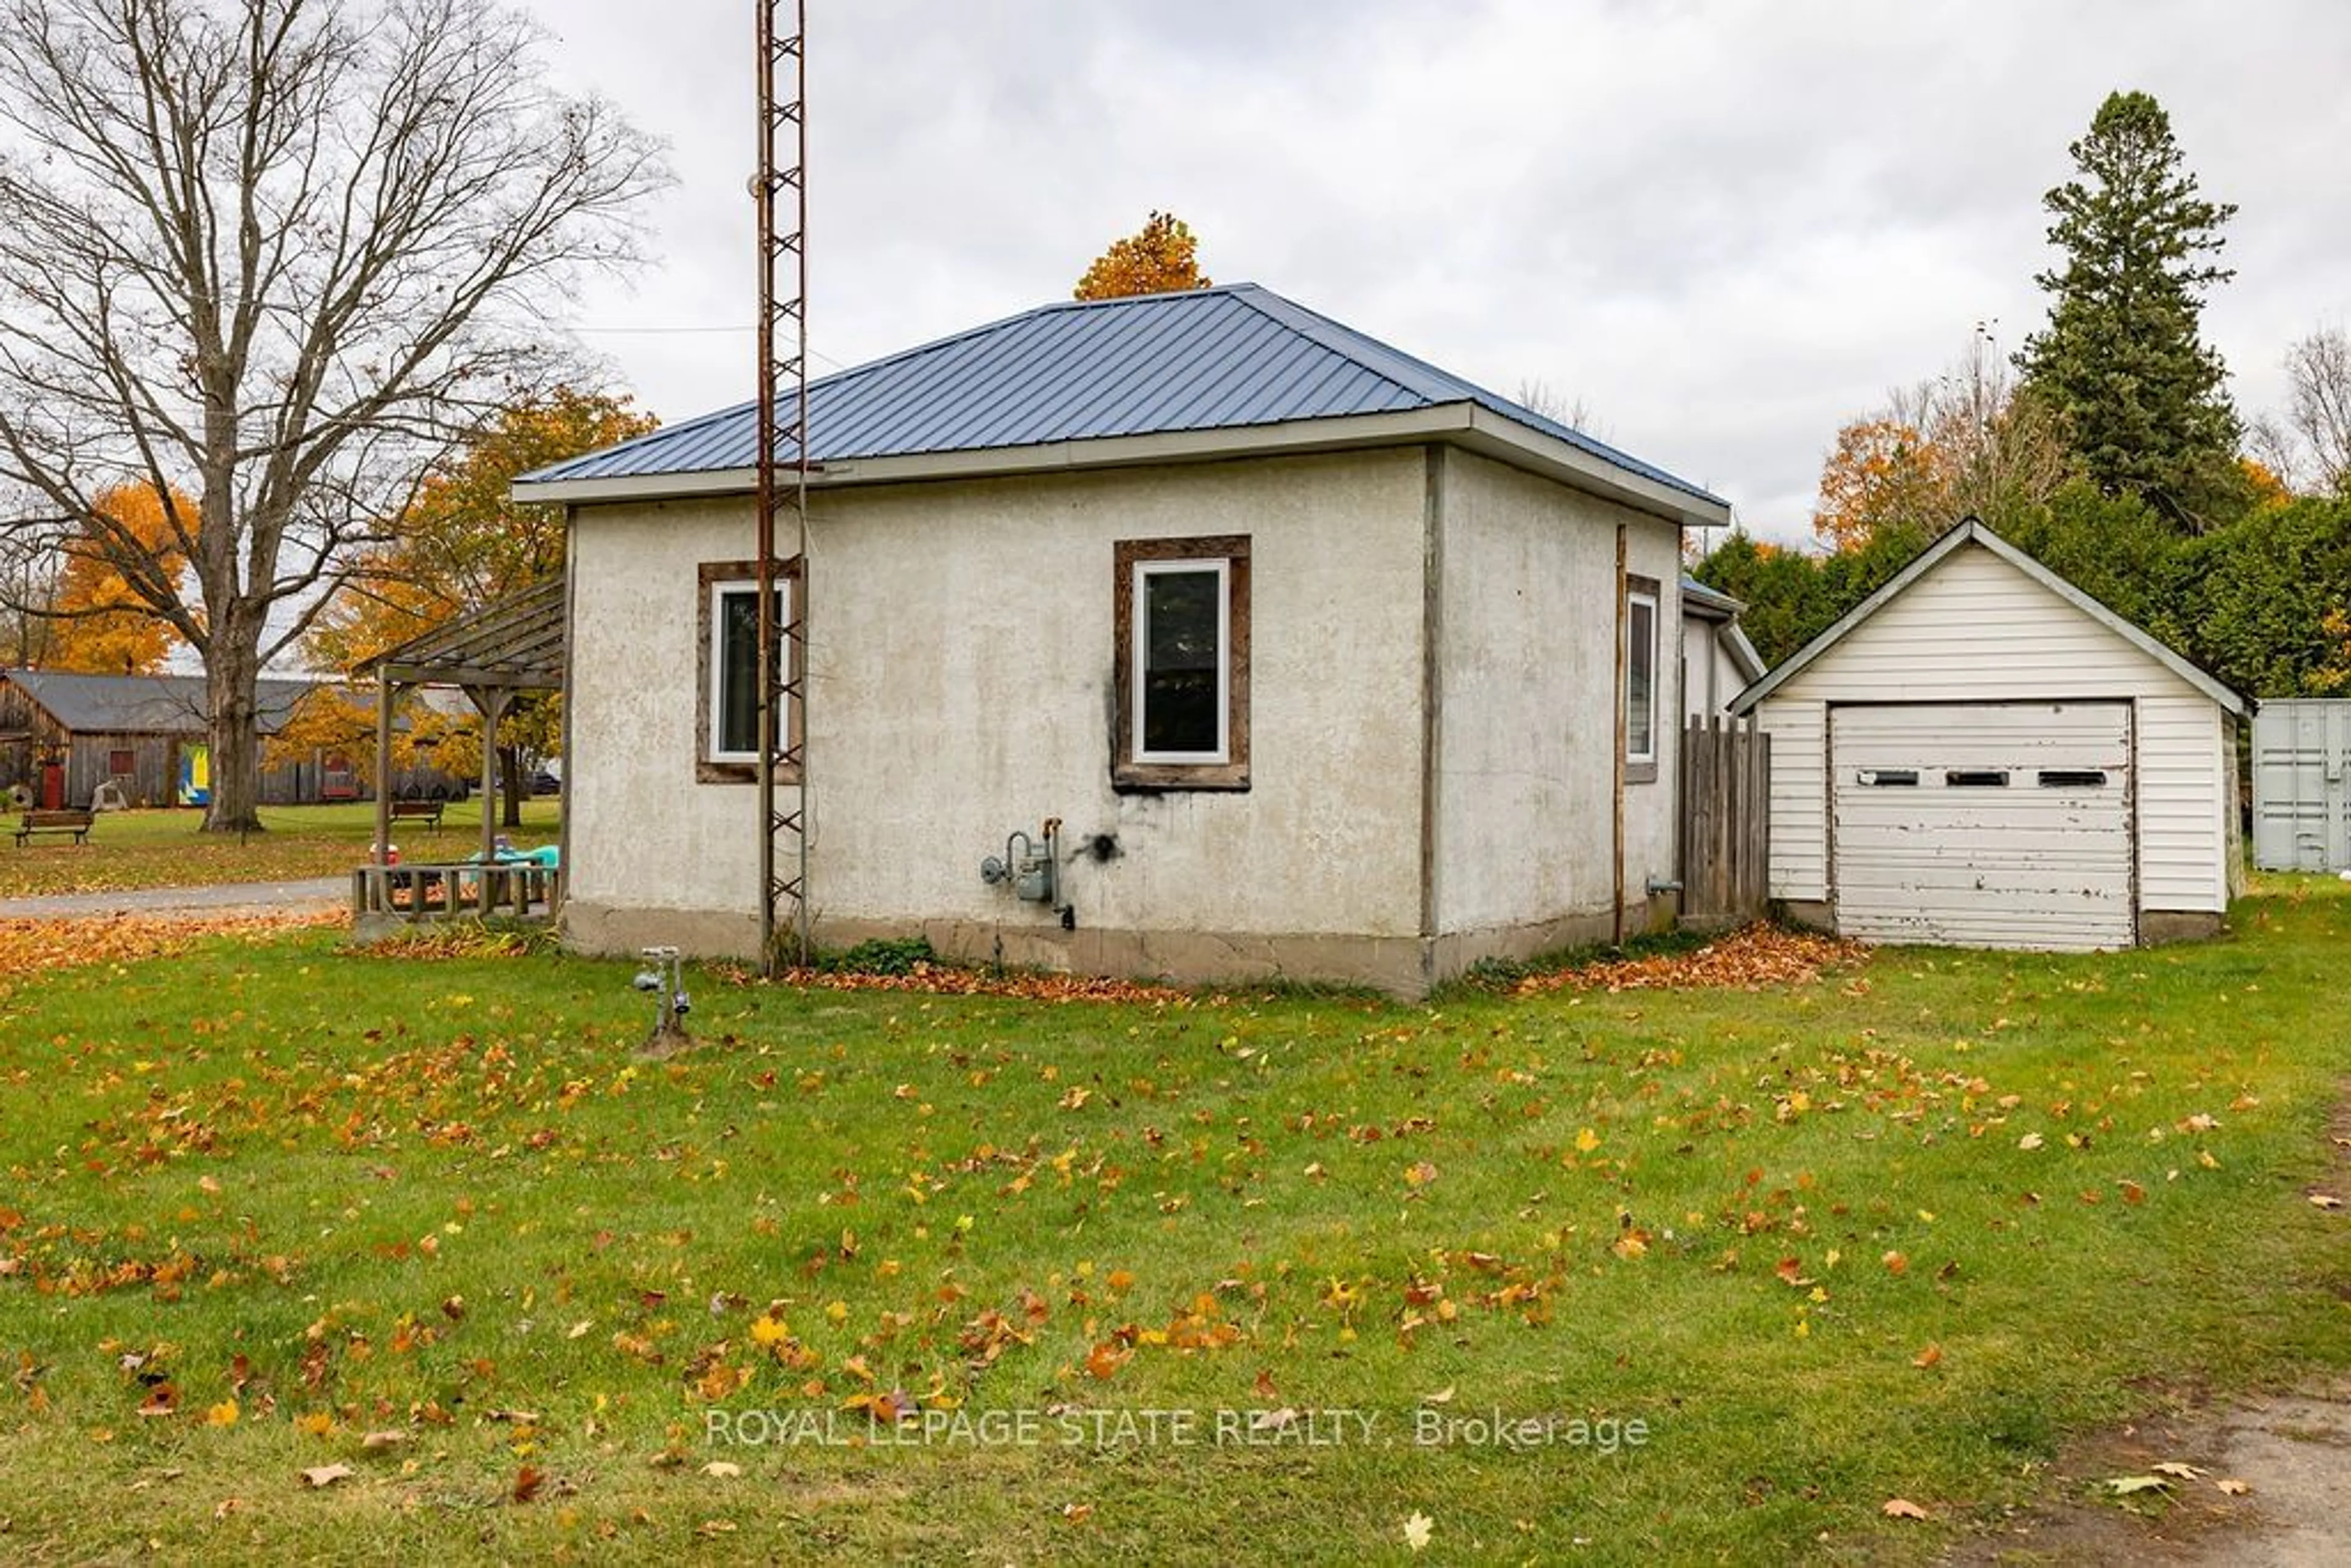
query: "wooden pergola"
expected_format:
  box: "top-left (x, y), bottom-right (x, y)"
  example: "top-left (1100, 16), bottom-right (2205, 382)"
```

top-left (356, 576), bottom-right (566, 877)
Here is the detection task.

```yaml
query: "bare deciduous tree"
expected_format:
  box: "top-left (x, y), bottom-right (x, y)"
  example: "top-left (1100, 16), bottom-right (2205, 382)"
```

top-left (0, 506), bottom-right (62, 667)
top-left (0, 0), bottom-right (664, 829)
top-left (2284, 326), bottom-right (2351, 495)
top-left (2244, 411), bottom-right (2304, 495)
top-left (1513, 378), bottom-right (1606, 440)
top-left (1813, 324), bottom-right (2069, 552)
top-left (1933, 324), bottom-right (2069, 527)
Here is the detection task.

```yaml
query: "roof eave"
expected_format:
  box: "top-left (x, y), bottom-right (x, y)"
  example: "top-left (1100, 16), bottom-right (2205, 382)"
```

top-left (1679, 578), bottom-right (1746, 616)
top-left (512, 404), bottom-right (1732, 528)
top-left (1455, 406), bottom-right (1730, 527)
top-left (1725, 623), bottom-right (1768, 683)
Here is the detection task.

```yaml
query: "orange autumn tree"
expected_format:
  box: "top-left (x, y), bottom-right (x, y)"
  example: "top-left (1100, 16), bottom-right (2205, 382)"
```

top-left (307, 387), bottom-right (657, 822)
top-left (1812, 419), bottom-right (1952, 553)
top-left (262, 683), bottom-right (394, 793)
top-left (1073, 211), bottom-right (1213, 301)
top-left (1813, 328), bottom-right (2068, 552)
top-left (2315, 606), bottom-right (2351, 694)
top-left (48, 482), bottom-right (196, 673)
top-left (2238, 456), bottom-right (2293, 511)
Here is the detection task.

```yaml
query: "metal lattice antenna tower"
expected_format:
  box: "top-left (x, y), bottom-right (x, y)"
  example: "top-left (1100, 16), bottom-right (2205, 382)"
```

top-left (754, 0), bottom-right (810, 975)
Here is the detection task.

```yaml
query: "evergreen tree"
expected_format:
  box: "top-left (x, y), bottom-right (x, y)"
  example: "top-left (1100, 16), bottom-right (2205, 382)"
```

top-left (2018, 91), bottom-right (2243, 529)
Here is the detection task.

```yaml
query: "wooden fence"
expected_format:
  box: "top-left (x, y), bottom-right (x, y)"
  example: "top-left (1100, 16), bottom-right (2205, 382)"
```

top-left (1679, 716), bottom-right (1769, 931)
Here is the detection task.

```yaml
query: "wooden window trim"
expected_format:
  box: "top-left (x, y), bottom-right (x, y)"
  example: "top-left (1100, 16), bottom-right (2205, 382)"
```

top-left (1625, 573), bottom-right (1660, 785)
top-left (696, 557), bottom-right (804, 786)
top-left (1113, 535), bottom-right (1250, 792)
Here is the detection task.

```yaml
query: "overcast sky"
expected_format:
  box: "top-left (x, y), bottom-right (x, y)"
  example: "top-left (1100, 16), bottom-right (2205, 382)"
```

top-left (517, 0), bottom-right (2351, 546)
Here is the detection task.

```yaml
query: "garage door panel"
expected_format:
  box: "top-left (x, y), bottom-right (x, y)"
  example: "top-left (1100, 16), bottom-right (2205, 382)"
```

top-left (1838, 725), bottom-right (2126, 763)
top-left (1842, 911), bottom-right (2124, 953)
top-left (1826, 822), bottom-right (2129, 856)
top-left (1833, 862), bottom-right (2133, 898)
top-left (1830, 805), bottom-right (2127, 838)
top-left (1832, 844), bottom-right (2134, 878)
top-left (1832, 702), bottom-right (2134, 951)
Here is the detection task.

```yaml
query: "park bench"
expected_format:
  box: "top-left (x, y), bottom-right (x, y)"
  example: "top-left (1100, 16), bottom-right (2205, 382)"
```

top-left (14, 808), bottom-right (94, 847)
top-left (388, 798), bottom-right (444, 830)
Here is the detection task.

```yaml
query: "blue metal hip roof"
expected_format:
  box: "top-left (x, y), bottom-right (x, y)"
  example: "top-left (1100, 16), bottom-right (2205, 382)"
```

top-left (523, 282), bottom-right (1724, 509)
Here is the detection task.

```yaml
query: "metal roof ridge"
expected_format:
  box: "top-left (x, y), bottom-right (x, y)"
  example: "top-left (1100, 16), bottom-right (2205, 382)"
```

top-left (1220, 285), bottom-right (1453, 408)
top-left (799, 282), bottom-right (1269, 397)
top-left (1228, 287), bottom-right (1726, 507)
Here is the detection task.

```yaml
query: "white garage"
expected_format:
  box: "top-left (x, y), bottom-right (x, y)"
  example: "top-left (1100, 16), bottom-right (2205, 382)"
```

top-left (1731, 521), bottom-right (2246, 950)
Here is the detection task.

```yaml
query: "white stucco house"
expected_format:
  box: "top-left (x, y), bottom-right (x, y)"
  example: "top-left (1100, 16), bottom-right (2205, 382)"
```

top-left (514, 283), bottom-right (1731, 994)
top-left (1730, 519), bottom-right (2246, 950)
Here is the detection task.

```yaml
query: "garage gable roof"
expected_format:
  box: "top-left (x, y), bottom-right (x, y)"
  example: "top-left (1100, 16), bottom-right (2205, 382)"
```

top-left (1728, 519), bottom-right (2246, 718)
top-left (513, 283), bottom-right (1729, 523)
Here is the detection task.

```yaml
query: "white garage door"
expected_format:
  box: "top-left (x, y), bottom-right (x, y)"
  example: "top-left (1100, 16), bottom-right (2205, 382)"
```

top-left (1832, 702), bottom-right (2134, 951)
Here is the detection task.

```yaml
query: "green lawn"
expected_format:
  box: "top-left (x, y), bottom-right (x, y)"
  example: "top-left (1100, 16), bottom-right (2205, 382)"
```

top-left (1, 882), bottom-right (2347, 1562)
top-left (0, 800), bottom-right (560, 899)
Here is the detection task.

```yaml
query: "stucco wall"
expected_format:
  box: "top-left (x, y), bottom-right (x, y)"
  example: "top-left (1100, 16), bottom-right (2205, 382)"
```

top-left (564, 450), bottom-right (1431, 971)
top-left (1759, 539), bottom-right (2232, 915)
top-left (1429, 449), bottom-right (1681, 942)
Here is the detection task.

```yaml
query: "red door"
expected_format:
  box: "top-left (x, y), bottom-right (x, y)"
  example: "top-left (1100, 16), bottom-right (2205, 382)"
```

top-left (40, 763), bottom-right (64, 810)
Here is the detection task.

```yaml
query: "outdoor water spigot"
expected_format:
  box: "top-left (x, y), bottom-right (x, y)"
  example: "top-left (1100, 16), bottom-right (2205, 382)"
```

top-left (636, 945), bottom-right (688, 1040)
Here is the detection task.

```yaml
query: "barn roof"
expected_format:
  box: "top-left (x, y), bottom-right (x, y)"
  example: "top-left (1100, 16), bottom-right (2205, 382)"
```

top-left (2, 670), bottom-right (317, 735)
top-left (1728, 519), bottom-right (2246, 718)
top-left (513, 283), bottom-right (1729, 525)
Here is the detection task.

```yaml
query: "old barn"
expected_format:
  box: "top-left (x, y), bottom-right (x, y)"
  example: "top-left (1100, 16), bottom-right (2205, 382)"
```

top-left (0, 670), bottom-right (323, 809)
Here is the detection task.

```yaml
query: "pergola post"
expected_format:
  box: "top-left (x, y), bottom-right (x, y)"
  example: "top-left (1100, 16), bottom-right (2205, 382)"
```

top-left (472, 685), bottom-right (511, 882)
top-left (374, 675), bottom-right (394, 865)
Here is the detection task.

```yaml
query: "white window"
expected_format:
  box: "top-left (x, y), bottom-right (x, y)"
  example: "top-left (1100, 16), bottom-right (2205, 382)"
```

top-left (697, 559), bottom-right (800, 782)
top-left (1134, 558), bottom-right (1229, 763)
top-left (1114, 536), bottom-right (1250, 790)
top-left (1625, 582), bottom-right (1659, 770)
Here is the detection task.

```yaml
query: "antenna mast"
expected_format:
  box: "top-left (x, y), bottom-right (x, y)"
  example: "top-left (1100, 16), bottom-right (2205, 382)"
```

top-left (754, 0), bottom-right (810, 974)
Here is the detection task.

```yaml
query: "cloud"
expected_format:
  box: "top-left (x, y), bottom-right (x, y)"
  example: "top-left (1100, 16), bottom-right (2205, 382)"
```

top-left (528, 0), bottom-right (2351, 545)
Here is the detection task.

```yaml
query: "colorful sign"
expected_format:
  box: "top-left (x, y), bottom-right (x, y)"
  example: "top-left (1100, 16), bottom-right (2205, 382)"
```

top-left (178, 743), bottom-right (210, 807)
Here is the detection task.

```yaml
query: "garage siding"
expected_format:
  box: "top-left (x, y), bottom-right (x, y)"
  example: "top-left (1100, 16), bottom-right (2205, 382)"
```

top-left (1766, 541), bottom-right (2229, 917)
top-left (1758, 700), bottom-right (1827, 901)
top-left (2135, 696), bottom-right (2225, 909)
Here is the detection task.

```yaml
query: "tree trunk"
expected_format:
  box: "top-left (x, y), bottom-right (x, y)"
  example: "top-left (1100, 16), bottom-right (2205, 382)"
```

top-left (201, 629), bottom-right (266, 833)
top-left (498, 742), bottom-right (524, 828)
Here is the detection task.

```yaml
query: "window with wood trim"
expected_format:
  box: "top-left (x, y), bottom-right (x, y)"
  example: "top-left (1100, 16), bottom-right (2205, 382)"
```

top-left (107, 748), bottom-right (135, 776)
top-left (1114, 536), bottom-right (1250, 790)
top-left (1624, 574), bottom-right (1659, 783)
top-left (696, 558), bottom-right (802, 785)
